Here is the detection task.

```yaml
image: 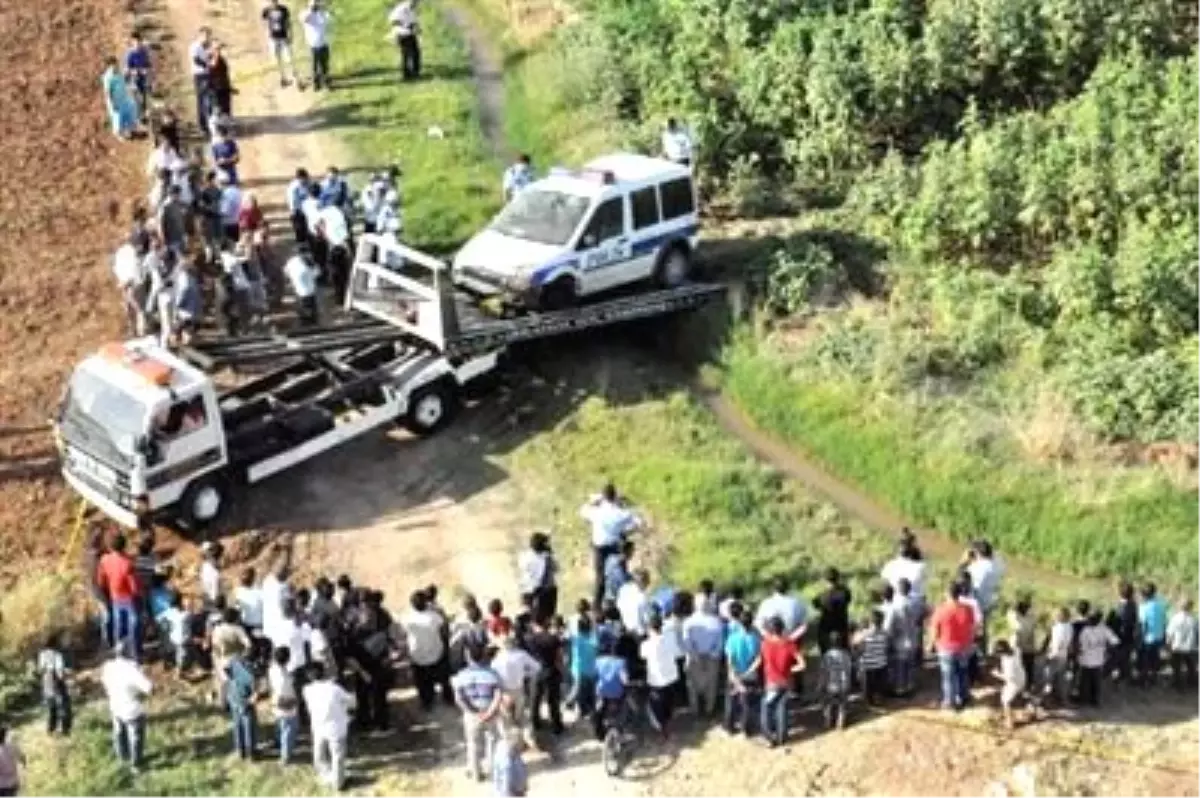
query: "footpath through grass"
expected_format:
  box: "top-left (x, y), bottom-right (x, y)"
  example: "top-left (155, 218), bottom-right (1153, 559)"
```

top-left (720, 334), bottom-right (1199, 592)
top-left (322, 0), bottom-right (503, 251)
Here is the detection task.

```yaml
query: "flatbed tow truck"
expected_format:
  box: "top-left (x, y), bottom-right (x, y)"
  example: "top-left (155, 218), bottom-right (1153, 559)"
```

top-left (54, 236), bottom-right (725, 529)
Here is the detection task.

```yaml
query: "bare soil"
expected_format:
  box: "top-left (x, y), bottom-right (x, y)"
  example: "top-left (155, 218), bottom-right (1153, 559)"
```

top-left (0, 0), bottom-right (147, 572)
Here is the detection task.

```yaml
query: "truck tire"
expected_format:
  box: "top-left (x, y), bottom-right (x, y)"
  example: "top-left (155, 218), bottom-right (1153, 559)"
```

top-left (402, 379), bottom-right (460, 435)
top-left (654, 244), bottom-right (692, 287)
top-left (178, 475), bottom-right (229, 530)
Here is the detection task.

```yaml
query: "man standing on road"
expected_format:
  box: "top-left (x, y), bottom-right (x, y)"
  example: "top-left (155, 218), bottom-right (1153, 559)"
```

top-left (581, 483), bottom-right (641, 608)
top-left (403, 590), bottom-right (447, 712)
top-left (388, 0), bottom-right (421, 80)
top-left (286, 168), bottom-right (313, 245)
top-left (303, 1), bottom-right (332, 90)
top-left (317, 201), bottom-right (352, 305)
top-left (285, 253), bottom-right (320, 325)
top-left (188, 27), bottom-right (212, 131)
top-left (124, 31), bottom-right (153, 122)
top-left (262, 0), bottom-right (298, 87)
top-left (930, 582), bottom-right (974, 710)
top-left (682, 597), bottom-right (723, 717)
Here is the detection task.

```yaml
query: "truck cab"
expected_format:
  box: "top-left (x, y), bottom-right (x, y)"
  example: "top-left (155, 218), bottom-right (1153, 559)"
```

top-left (453, 153), bottom-right (700, 310)
top-left (55, 339), bottom-right (228, 528)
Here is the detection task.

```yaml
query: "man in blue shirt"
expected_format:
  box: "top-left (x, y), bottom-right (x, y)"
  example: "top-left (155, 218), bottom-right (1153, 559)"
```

top-left (1138, 582), bottom-right (1168, 686)
top-left (226, 653), bottom-right (258, 760)
top-left (211, 126), bottom-right (240, 186)
top-left (592, 638), bottom-right (628, 741)
top-left (682, 599), bottom-right (724, 717)
top-left (286, 168), bottom-right (312, 245)
top-left (320, 167), bottom-right (352, 214)
top-left (582, 483), bottom-right (641, 608)
top-left (124, 32), bottom-right (152, 120)
top-left (452, 643), bottom-right (503, 782)
top-left (724, 606), bottom-right (761, 735)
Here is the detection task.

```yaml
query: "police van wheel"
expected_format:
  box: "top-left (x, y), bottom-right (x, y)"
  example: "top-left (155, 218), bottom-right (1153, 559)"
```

top-left (655, 246), bottom-right (692, 287)
top-left (539, 278), bottom-right (578, 311)
top-left (403, 380), bottom-right (460, 435)
top-left (179, 476), bottom-right (229, 530)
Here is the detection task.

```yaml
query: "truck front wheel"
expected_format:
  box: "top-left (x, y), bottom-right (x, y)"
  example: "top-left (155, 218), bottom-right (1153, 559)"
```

top-left (178, 475), bottom-right (229, 530)
top-left (403, 380), bottom-right (460, 435)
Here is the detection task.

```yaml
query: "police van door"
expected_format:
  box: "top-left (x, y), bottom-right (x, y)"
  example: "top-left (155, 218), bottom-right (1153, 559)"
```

top-left (575, 196), bottom-right (631, 295)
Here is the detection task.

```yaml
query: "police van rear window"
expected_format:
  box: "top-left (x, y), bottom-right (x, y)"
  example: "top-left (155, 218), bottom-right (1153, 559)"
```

top-left (659, 177), bottom-right (695, 221)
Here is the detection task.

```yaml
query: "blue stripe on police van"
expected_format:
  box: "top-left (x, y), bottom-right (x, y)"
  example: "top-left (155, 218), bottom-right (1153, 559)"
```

top-left (530, 224), bottom-right (699, 286)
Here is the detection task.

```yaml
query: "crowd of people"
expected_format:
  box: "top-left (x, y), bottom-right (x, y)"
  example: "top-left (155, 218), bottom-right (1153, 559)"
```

top-left (22, 482), bottom-right (1188, 796)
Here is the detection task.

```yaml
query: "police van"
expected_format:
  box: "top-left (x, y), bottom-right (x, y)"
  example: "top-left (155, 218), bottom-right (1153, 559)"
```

top-left (452, 153), bottom-right (700, 310)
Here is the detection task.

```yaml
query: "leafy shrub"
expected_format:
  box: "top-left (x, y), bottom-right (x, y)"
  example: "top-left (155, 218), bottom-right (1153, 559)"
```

top-left (763, 241), bottom-right (843, 315)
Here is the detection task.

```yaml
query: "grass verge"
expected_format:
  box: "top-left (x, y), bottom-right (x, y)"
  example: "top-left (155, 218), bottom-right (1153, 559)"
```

top-left (321, 0), bottom-right (503, 251)
top-left (719, 334), bottom-right (1199, 592)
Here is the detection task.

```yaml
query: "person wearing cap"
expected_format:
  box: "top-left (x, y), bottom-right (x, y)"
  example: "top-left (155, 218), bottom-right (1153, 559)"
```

top-left (101, 640), bottom-right (152, 773)
top-left (502, 155), bottom-right (533, 203)
top-left (661, 118), bottom-right (693, 167)
top-left (286, 168), bottom-right (312, 245)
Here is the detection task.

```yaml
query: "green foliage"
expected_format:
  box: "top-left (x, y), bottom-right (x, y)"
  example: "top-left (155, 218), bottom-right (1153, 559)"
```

top-left (721, 336), bottom-right (1199, 590)
top-left (763, 240), bottom-right (842, 316)
top-left (322, 0), bottom-right (502, 251)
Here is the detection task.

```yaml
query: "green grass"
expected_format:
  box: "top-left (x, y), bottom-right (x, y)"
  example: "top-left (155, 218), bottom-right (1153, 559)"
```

top-left (719, 334), bottom-right (1199, 592)
top-left (321, 0), bottom-right (503, 251)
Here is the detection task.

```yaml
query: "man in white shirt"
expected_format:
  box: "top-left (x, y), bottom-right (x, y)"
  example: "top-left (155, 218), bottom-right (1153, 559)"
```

top-left (617, 569), bottom-right (650, 635)
top-left (317, 203), bottom-right (352, 304)
top-left (502, 154), bottom-right (534, 203)
top-left (284, 254), bottom-right (319, 325)
top-left (260, 563), bottom-right (292, 643)
top-left (188, 27), bottom-right (212, 129)
top-left (114, 242), bottom-right (149, 336)
top-left (268, 648), bottom-right (300, 763)
top-left (234, 567), bottom-right (265, 638)
top-left (101, 642), bottom-right (152, 773)
top-left (1167, 599), bottom-right (1198, 690)
top-left (681, 599), bottom-right (724, 717)
top-left (302, 182), bottom-right (328, 274)
top-left (199, 542), bottom-right (222, 605)
top-left (302, 663), bottom-right (357, 789)
top-left (661, 118), bottom-right (693, 167)
top-left (881, 534), bottom-right (929, 653)
top-left (359, 173), bottom-right (389, 233)
top-left (269, 601), bottom-right (311, 688)
top-left (640, 613), bottom-right (680, 736)
top-left (490, 635), bottom-right (540, 742)
top-left (388, 0), bottom-right (420, 79)
top-left (303, 0), bottom-right (333, 90)
top-left (403, 589), bottom-right (448, 711)
top-left (581, 483), bottom-right (641, 607)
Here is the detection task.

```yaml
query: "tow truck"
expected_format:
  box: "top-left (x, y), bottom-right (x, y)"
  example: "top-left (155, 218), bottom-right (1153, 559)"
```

top-left (54, 236), bottom-right (725, 529)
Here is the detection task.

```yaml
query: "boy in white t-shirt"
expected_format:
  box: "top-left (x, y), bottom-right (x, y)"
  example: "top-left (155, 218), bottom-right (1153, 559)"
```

top-left (268, 646), bottom-right (300, 763)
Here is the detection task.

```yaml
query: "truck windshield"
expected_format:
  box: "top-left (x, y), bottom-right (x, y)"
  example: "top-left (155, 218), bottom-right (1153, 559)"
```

top-left (62, 367), bottom-right (148, 456)
top-left (490, 188), bottom-right (591, 247)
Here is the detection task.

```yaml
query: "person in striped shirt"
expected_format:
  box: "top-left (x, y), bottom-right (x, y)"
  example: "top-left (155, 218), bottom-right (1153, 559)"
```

top-left (856, 610), bottom-right (890, 706)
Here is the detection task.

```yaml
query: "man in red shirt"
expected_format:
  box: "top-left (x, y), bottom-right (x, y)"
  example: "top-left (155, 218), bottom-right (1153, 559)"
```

top-left (929, 582), bottom-right (974, 709)
top-left (759, 616), bottom-right (803, 746)
top-left (96, 534), bottom-right (143, 659)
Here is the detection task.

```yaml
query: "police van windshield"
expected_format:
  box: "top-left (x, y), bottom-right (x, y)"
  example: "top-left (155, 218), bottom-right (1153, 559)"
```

top-left (63, 367), bottom-right (149, 455)
top-left (490, 188), bottom-right (591, 247)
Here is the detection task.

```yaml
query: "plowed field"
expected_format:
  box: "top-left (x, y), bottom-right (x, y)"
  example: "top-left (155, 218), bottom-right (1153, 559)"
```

top-left (0, 0), bottom-right (144, 572)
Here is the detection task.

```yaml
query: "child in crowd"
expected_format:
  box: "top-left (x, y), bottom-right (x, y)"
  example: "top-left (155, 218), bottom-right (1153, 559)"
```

top-left (856, 610), bottom-right (890, 707)
top-left (993, 640), bottom-right (1026, 729)
top-left (819, 631), bottom-right (853, 729)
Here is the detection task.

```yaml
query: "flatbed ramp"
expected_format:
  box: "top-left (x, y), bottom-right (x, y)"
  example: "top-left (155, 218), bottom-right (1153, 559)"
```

top-left (184, 236), bottom-right (725, 369)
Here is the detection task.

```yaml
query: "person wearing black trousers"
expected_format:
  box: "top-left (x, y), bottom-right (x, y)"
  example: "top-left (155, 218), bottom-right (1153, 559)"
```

top-left (388, 0), bottom-right (421, 80)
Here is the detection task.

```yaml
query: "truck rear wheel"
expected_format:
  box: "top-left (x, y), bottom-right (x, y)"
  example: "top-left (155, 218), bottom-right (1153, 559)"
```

top-left (403, 379), bottom-right (460, 435)
top-left (178, 475), bottom-right (229, 530)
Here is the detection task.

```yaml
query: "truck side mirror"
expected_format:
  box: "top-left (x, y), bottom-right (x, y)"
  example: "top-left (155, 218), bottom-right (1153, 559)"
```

top-left (137, 435), bottom-right (162, 467)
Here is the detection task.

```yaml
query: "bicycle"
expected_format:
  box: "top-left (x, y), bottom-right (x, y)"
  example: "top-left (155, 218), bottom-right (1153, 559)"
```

top-left (601, 680), bottom-right (647, 777)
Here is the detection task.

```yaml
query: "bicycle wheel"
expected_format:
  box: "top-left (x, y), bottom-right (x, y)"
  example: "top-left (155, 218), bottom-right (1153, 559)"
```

top-left (602, 727), bottom-right (625, 777)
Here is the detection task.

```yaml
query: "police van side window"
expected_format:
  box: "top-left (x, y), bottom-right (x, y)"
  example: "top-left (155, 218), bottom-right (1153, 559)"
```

top-left (577, 197), bottom-right (625, 249)
top-left (631, 186), bottom-right (660, 230)
top-left (659, 177), bottom-right (696, 221)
